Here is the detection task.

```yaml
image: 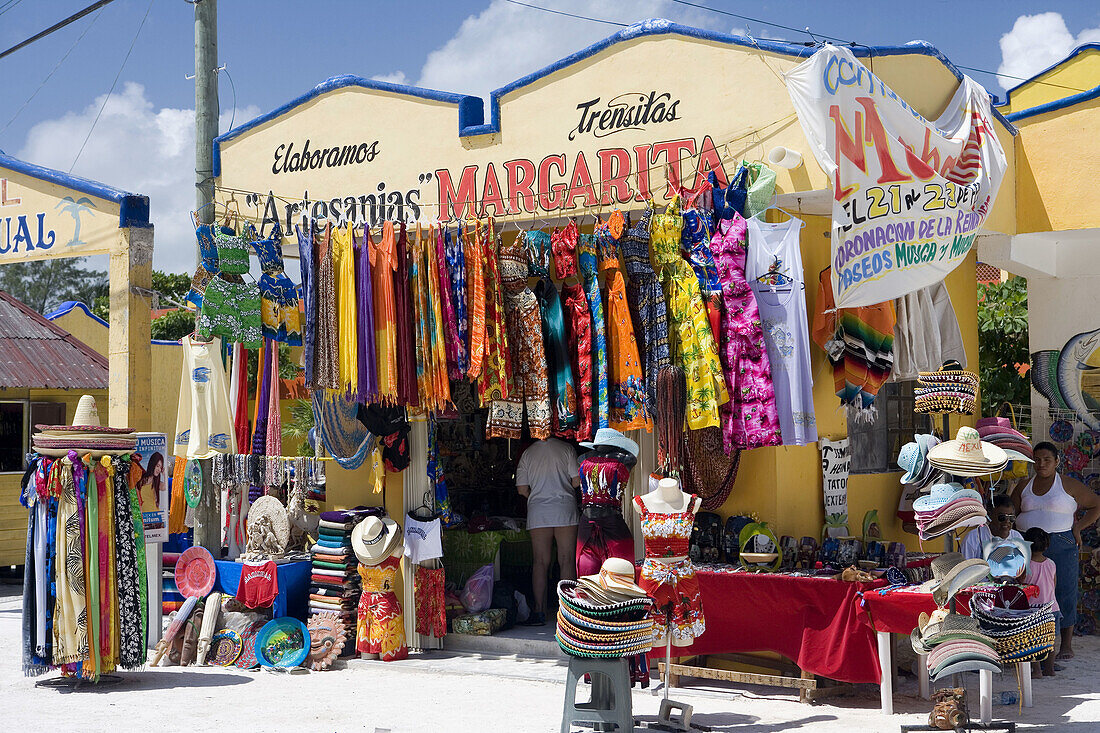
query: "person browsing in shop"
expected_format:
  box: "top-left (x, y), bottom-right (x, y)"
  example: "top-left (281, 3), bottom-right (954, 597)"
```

top-left (1012, 441), bottom-right (1100, 660)
top-left (515, 437), bottom-right (581, 626)
top-left (960, 493), bottom-right (1023, 560)
top-left (1023, 527), bottom-right (1059, 677)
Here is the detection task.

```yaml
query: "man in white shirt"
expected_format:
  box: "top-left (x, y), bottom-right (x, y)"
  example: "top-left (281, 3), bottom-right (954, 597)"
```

top-left (516, 437), bottom-right (580, 625)
top-left (961, 493), bottom-right (1024, 560)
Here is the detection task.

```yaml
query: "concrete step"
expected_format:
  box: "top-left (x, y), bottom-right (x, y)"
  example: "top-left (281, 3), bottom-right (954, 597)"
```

top-left (444, 626), bottom-right (562, 660)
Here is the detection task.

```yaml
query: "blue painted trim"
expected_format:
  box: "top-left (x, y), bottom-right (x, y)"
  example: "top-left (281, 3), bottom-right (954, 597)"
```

top-left (45, 301), bottom-right (109, 327)
top-left (996, 43), bottom-right (1100, 108)
top-left (214, 18), bottom-right (1016, 170)
top-left (0, 151), bottom-right (150, 228)
top-left (212, 74), bottom-right (482, 177)
top-left (1005, 82), bottom-right (1100, 122)
top-left (45, 300), bottom-right (187, 346)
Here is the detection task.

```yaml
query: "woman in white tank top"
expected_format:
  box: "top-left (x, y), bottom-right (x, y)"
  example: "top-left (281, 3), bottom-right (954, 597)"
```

top-left (1011, 441), bottom-right (1100, 659)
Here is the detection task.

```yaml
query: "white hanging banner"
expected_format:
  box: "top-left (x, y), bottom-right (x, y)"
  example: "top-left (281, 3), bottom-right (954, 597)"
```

top-left (820, 438), bottom-right (851, 538)
top-left (785, 45), bottom-right (1006, 308)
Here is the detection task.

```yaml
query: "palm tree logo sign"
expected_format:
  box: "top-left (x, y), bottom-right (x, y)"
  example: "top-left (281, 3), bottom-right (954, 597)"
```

top-left (55, 196), bottom-right (96, 247)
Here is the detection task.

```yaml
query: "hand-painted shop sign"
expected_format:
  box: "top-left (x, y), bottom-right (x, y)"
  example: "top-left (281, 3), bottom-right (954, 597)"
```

top-left (786, 44), bottom-right (1006, 308)
top-left (271, 138), bottom-right (380, 175)
top-left (569, 91), bottom-right (681, 140)
top-left (0, 175), bottom-right (119, 261)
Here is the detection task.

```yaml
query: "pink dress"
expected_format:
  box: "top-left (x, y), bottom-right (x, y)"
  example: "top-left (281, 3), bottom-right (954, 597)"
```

top-left (710, 214), bottom-right (782, 452)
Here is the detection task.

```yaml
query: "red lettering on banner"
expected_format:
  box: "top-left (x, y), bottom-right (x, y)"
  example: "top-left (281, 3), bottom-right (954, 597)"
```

top-left (504, 158), bottom-right (537, 213)
top-left (566, 151), bottom-right (598, 209)
top-left (633, 144), bottom-right (653, 202)
top-left (830, 103), bottom-right (864, 201)
top-left (694, 135), bottom-right (726, 189)
top-left (481, 162), bottom-right (505, 216)
top-left (651, 139), bottom-right (696, 198)
top-left (597, 148), bottom-right (632, 205)
top-left (856, 97), bottom-right (912, 185)
top-left (538, 154), bottom-right (567, 210)
top-left (436, 165), bottom-right (478, 220)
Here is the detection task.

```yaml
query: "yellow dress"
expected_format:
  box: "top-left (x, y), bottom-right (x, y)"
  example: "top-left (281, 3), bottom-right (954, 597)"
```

top-left (334, 223), bottom-right (358, 397)
top-left (356, 556), bottom-right (408, 661)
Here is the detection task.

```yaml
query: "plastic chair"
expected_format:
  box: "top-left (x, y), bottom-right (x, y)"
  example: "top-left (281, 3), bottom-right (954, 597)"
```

top-left (560, 656), bottom-right (634, 732)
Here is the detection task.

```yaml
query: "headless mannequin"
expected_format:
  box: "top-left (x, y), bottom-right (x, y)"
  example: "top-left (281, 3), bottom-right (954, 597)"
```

top-left (359, 543), bottom-right (404, 660)
top-left (640, 477), bottom-right (701, 648)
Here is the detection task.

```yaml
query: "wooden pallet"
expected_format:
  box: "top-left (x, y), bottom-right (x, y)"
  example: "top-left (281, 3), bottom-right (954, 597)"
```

top-left (658, 661), bottom-right (820, 703)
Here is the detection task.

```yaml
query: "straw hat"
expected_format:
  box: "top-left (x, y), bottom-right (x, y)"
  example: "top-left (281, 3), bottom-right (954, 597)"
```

top-left (926, 427), bottom-right (1009, 476)
top-left (579, 558), bottom-right (647, 599)
top-left (32, 394), bottom-right (136, 456)
top-left (579, 428), bottom-right (639, 459)
top-left (932, 558), bottom-right (991, 606)
top-left (35, 394), bottom-right (134, 435)
top-left (351, 516), bottom-right (401, 566)
top-left (913, 483), bottom-right (982, 512)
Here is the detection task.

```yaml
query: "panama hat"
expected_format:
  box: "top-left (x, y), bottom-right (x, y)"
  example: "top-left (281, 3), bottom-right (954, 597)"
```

top-left (578, 558), bottom-right (647, 603)
top-left (927, 427), bottom-right (1009, 477)
top-left (932, 558), bottom-right (991, 606)
top-left (913, 483), bottom-right (981, 512)
top-left (579, 428), bottom-right (639, 459)
top-left (982, 537), bottom-right (1031, 580)
top-left (898, 442), bottom-right (924, 484)
top-left (351, 516), bottom-right (401, 565)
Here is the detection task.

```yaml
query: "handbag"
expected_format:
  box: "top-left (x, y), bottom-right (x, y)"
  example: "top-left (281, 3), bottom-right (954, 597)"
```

top-left (689, 511), bottom-right (723, 564)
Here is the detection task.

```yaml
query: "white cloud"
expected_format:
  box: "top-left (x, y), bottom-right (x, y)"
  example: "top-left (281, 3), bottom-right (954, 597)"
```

top-left (997, 12), bottom-right (1100, 90)
top-left (415, 0), bottom-right (726, 100)
top-left (372, 70), bottom-right (410, 85)
top-left (17, 82), bottom-right (258, 274)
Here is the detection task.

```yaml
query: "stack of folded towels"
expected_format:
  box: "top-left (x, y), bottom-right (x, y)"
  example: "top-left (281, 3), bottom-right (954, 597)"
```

top-left (913, 483), bottom-right (989, 541)
top-left (310, 509), bottom-right (377, 652)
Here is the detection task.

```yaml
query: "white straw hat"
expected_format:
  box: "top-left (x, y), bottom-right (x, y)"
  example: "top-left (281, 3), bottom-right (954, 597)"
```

top-left (351, 516), bottom-right (401, 566)
top-left (926, 427), bottom-right (1008, 477)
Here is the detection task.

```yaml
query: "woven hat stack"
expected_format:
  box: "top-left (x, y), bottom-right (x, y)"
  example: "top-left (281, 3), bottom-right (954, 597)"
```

top-left (969, 594), bottom-right (1057, 663)
top-left (33, 394), bottom-right (136, 457)
top-left (310, 508), bottom-right (382, 653)
top-left (897, 434), bottom-right (946, 523)
top-left (926, 427), bottom-right (1009, 477)
top-left (913, 484), bottom-right (989, 541)
top-left (556, 560), bottom-right (654, 659)
top-left (910, 610), bottom-right (1001, 680)
top-left (975, 417), bottom-right (1033, 464)
top-left (916, 361), bottom-right (978, 415)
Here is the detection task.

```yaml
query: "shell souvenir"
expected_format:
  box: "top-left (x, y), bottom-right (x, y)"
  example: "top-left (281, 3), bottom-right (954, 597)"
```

top-left (306, 612), bottom-right (347, 671)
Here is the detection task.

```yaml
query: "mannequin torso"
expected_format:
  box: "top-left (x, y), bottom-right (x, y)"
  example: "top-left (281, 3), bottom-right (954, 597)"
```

top-left (637, 478), bottom-right (702, 564)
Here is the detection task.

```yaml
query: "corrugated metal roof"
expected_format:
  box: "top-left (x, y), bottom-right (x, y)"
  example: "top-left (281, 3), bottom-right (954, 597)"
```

top-left (0, 290), bottom-right (108, 389)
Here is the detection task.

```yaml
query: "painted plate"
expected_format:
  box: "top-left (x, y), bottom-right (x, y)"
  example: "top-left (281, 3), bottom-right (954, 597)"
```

top-left (235, 619), bottom-right (266, 669)
top-left (210, 629), bottom-right (243, 666)
top-left (174, 546), bottom-right (216, 598)
top-left (1050, 419), bottom-right (1074, 443)
top-left (255, 617), bottom-right (310, 669)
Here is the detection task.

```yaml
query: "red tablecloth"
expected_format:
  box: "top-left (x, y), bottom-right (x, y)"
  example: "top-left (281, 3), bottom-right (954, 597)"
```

top-left (646, 565), bottom-right (887, 684)
top-left (857, 585), bottom-right (1040, 635)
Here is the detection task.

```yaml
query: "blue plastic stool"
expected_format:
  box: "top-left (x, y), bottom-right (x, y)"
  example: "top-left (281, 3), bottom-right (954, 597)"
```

top-left (561, 656), bottom-right (634, 732)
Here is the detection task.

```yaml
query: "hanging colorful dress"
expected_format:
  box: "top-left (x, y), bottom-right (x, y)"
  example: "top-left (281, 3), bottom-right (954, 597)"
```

top-left (710, 214), bottom-right (782, 451)
top-left (355, 226), bottom-right (378, 403)
top-left (296, 222), bottom-right (317, 388)
top-left (681, 209), bottom-right (722, 341)
top-left (652, 196), bottom-right (728, 430)
top-left (578, 233), bottom-right (609, 431)
top-left (313, 223), bottom-right (341, 391)
top-left (561, 282), bottom-right (593, 442)
top-left (411, 225), bottom-right (432, 407)
top-left (552, 219), bottom-right (578, 280)
top-left (251, 223), bottom-right (302, 346)
top-left (465, 222), bottom-right (487, 380)
top-left (489, 232), bottom-right (550, 439)
top-left (370, 222), bottom-right (398, 402)
top-left (333, 222), bottom-right (359, 398)
top-left (423, 225), bottom-right (452, 410)
top-left (622, 204), bottom-right (669, 410)
top-left (606, 270), bottom-right (651, 431)
top-left (443, 226), bottom-right (469, 378)
top-left (393, 223), bottom-right (419, 408)
top-left (435, 227), bottom-right (461, 382)
top-left (477, 228), bottom-right (512, 408)
top-left (535, 274), bottom-right (576, 435)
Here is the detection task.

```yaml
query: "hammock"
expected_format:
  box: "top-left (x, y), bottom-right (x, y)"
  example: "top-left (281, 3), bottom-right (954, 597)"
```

top-left (311, 390), bottom-right (378, 470)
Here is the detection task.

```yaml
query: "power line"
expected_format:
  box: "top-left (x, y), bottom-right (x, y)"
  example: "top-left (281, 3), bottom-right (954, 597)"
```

top-left (669, 0), bottom-right (852, 44)
top-left (0, 0), bottom-right (25, 19)
top-left (0, 7), bottom-right (103, 139)
top-left (70, 0), bottom-right (154, 172)
top-left (0, 0), bottom-right (116, 62)
top-left (503, 0), bottom-right (627, 27)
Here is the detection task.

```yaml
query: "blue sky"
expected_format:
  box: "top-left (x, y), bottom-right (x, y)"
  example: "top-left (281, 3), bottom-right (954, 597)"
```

top-left (0, 0), bottom-right (1097, 273)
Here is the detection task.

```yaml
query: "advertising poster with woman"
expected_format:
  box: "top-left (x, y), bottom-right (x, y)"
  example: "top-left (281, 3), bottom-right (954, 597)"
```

top-left (134, 433), bottom-right (168, 543)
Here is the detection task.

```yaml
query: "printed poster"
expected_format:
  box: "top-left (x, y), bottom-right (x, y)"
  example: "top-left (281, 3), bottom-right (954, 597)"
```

top-left (785, 45), bottom-right (1006, 308)
top-left (134, 433), bottom-right (168, 544)
top-left (820, 438), bottom-right (851, 538)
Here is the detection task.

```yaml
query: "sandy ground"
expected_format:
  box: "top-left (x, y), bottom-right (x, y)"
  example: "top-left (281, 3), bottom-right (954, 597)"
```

top-left (3, 581), bottom-right (1099, 732)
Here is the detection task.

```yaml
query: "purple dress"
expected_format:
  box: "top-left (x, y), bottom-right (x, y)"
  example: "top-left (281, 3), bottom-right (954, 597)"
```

top-left (710, 214), bottom-right (782, 452)
top-left (355, 229), bottom-right (378, 403)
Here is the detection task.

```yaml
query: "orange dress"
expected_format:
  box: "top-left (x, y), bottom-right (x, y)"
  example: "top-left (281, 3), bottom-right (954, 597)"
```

top-left (356, 556), bottom-right (408, 661)
top-left (465, 222), bottom-right (486, 379)
top-left (607, 270), bottom-right (652, 431)
top-left (370, 222), bottom-right (398, 402)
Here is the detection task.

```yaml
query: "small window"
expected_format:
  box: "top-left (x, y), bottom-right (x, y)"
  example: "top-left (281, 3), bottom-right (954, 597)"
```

top-left (0, 401), bottom-right (27, 472)
top-left (848, 382), bottom-right (933, 474)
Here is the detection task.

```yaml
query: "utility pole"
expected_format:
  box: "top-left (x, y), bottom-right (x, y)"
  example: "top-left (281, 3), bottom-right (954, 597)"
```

top-left (193, 0), bottom-right (220, 554)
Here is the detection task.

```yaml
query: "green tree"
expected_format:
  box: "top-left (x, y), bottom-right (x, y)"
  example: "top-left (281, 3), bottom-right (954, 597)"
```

top-left (92, 269), bottom-right (192, 320)
top-left (0, 258), bottom-right (106, 313)
top-left (150, 309), bottom-right (197, 342)
top-left (977, 276), bottom-right (1029, 415)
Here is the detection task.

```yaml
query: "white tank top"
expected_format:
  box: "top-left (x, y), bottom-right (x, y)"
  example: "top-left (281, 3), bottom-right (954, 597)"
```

top-left (1017, 473), bottom-right (1076, 533)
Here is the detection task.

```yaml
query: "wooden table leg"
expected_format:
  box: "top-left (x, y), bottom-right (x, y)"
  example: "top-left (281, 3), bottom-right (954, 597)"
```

top-left (979, 669), bottom-right (992, 725)
top-left (876, 631), bottom-right (893, 715)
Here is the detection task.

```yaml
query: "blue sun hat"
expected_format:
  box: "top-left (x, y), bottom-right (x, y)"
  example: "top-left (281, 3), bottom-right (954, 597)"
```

top-left (912, 483), bottom-right (981, 512)
top-left (983, 537), bottom-right (1031, 581)
top-left (898, 441), bottom-right (924, 484)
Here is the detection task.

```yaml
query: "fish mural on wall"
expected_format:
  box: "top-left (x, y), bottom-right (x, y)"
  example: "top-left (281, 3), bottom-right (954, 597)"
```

top-left (1031, 327), bottom-right (1100, 429)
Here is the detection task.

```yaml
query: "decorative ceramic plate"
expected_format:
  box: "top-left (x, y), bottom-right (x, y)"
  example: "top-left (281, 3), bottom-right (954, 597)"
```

top-left (740, 553), bottom-right (779, 564)
top-left (175, 546), bottom-right (216, 597)
top-left (235, 619), bottom-right (266, 669)
top-left (210, 629), bottom-right (243, 666)
top-left (1050, 419), bottom-right (1074, 443)
top-left (255, 617), bottom-right (310, 669)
